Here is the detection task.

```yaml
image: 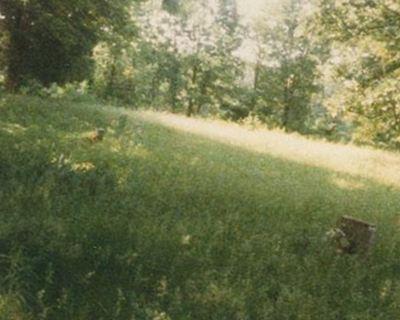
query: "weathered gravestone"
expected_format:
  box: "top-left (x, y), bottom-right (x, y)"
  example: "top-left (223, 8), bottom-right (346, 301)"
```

top-left (330, 216), bottom-right (376, 256)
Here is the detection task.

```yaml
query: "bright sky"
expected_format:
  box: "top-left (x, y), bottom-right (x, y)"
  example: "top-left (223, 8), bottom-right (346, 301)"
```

top-left (235, 0), bottom-right (284, 63)
top-left (237, 0), bottom-right (281, 22)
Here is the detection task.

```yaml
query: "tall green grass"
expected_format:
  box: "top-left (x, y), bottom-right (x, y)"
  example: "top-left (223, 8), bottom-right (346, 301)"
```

top-left (1, 95), bottom-right (400, 319)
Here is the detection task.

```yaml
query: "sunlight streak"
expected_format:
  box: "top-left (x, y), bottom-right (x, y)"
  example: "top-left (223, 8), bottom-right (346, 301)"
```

top-left (139, 111), bottom-right (400, 188)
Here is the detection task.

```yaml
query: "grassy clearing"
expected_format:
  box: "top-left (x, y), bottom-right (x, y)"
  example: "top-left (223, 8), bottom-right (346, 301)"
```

top-left (1, 95), bottom-right (400, 319)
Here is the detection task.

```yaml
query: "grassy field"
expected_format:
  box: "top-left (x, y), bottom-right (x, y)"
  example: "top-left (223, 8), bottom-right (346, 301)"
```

top-left (1, 95), bottom-right (400, 319)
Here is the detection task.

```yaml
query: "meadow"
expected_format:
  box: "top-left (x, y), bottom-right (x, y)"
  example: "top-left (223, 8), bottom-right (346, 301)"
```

top-left (1, 95), bottom-right (400, 319)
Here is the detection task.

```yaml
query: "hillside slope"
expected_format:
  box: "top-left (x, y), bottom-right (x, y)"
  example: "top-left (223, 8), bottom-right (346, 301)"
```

top-left (139, 110), bottom-right (400, 188)
top-left (1, 95), bottom-right (400, 319)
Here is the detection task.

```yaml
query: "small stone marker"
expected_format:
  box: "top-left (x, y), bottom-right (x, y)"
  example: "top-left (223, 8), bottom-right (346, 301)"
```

top-left (88, 128), bottom-right (106, 143)
top-left (334, 215), bottom-right (376, 255)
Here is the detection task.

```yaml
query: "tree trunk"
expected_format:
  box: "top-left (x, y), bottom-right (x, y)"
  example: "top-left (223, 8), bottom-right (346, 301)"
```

top-left (197, 72), bottom-right (209, 115)
top-left (4, 6), bottom-right (29, 91)
top-left (282, 84), bottom-right (291, 131)
top-left (187, 99), bottom-right (194, 117)
top-left (390, 102), bottom-right (400, 132)
top-left (251, 60), bottom-right (261, 109)
top-left (186, 64), bottom-right (198, 117)
top-left (105, 56), bottom-right (117, 97)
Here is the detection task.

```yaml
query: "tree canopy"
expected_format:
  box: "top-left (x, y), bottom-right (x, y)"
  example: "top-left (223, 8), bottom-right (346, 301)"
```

top-left (0, 0), bottom-right (137, 89)
top-left (1, 0), bottom-right (400, 148)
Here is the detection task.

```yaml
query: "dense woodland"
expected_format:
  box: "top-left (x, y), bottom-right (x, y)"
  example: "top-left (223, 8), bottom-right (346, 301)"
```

top-left (1, 0), bottom-right (400, 148)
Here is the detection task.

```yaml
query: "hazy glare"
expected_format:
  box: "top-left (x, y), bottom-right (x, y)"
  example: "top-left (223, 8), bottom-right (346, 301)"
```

top-left (238, 0), bottom-right (281, 22)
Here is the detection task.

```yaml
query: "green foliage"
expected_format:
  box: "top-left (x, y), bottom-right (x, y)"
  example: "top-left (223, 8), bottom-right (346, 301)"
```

top-left (316, 0), bottom-right (400, 147)
top-left (15, 81), bottom-right (96, 104)
top-left (2, 95), bottom-right (400, 318)
top-left (251, 0), bottom-right (323, 133)
top-left (91, 0), bottom-right (245, 117)
top-left (162, 0), bottom-right (181, 15)
top-left (92, 41), bottom-right (138, 105)
top-left (0, 0), bottom-right (138, 90)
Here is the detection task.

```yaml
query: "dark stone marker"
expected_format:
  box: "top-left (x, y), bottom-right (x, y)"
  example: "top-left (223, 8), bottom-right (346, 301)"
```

top-left (336, 215), bottom-right (376, 255)
top-left (95, 128), bottom-right (106, 141)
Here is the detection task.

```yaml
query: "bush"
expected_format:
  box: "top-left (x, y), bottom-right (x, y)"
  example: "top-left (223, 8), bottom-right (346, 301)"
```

top-left (17, 81), bottom-right (96, 104)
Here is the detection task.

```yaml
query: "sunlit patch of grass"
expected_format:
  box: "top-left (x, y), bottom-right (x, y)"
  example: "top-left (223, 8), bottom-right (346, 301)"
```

top-left (0, 122), bottom-right (27, 135)
top-left (139, 110), bottom-right (400, 187)
top-left (71, 161), bottom-right (96, 172)
top-left (331, 177), bottom-right (366, 190)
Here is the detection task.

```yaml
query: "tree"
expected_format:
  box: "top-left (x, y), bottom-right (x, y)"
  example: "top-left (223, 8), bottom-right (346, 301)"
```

top-left (128, 0), bottom-right (244, 117)
top-left (0, 14), bottom-right (6, 86)
top-left (254, 0), bottom-right (322, 132)
top-left (0, 0), bottom-right (137, 90)
top-left (317, 0), bottom-right (400, 146)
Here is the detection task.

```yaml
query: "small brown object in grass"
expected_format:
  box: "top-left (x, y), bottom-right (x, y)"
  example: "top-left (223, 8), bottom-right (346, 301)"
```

top-left (88, 128), bottom-right (106, 143)
top-left (333, 216), bottom-right (376, 255)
